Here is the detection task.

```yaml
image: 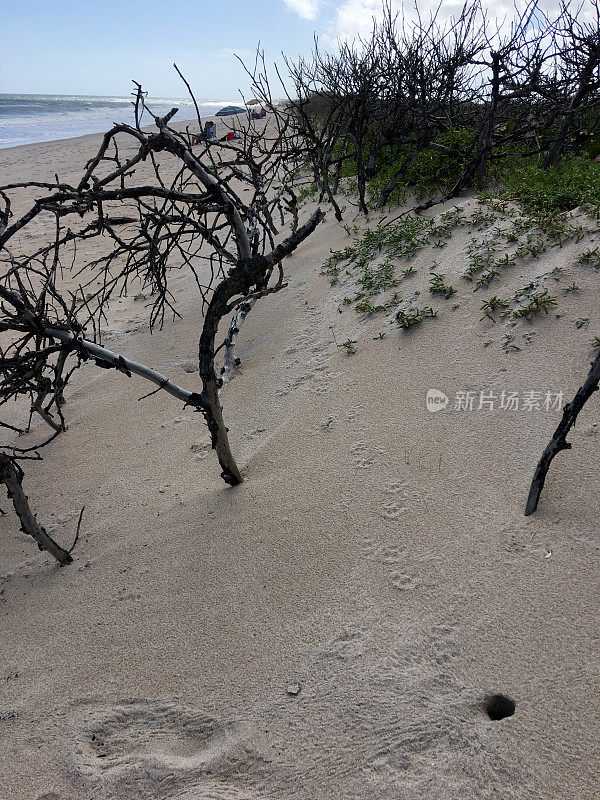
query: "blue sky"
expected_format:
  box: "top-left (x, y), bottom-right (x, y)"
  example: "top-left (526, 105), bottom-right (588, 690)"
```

top-left (0, 0), bottom-right (327, 98)
top-left (0, 0), bottom-right (585, 99)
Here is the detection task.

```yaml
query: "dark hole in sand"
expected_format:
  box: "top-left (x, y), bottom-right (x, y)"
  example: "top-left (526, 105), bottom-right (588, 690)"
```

top-left (485, 693), bottom-right (516, 720)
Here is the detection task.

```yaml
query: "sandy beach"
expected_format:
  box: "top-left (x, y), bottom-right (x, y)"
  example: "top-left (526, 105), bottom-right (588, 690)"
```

top-left (1, 123), bottom-right (599, 800)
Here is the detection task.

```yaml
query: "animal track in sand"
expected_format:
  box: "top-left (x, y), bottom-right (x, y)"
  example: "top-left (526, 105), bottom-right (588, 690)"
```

top-left (333, 498), bottom-right (352, 512)
top-left (178, 362), bottom-right (197, 374)
top-left (276, 308), bottom-right (339, 399)
top-left (380, 501), bottom-right (406, 520)
top-left (244, 427), bottom-right (267, 441)
top-left (344, 403), bottom-right (366, 422)
top-left (70, 699), bottom-right (265, 800)
top-left (319, 628), bottom-right (366, 662)
top-left (190, 440), bottom-right (211, 461)
top-left (384, 480), bottom-right (408, 495)
top-left (350, 456), bottom-right (375, 469)
top-left (349, 439), bottom-right (384, 470)
top-left (388, 570), bottom-right (421, 590)
top-left (367, 543), bottom-right (423, 593)
top-left (379, 479), bottom-right (410, 519)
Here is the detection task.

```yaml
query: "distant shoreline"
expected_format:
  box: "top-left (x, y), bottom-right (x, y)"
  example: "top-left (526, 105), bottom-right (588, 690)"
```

top-left (0, 119), bottom-right (204, 154)
top-left (0, 93), bottom-right (239, 150)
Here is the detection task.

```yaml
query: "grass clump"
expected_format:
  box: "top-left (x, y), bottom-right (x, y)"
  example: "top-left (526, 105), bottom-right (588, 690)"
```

top-left (480, 296), bottom-right (509, 321)
top-left (396, 307), bottom-right (437, 330)
top-left (578, 247), bottom-right (600, 269)
top-left (513, 290), bottom-right (557, 318)
top-left (429, 271), bottom-right (456, 299)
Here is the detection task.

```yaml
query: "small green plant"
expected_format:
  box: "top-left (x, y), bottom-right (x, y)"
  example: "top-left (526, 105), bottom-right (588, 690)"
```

top-left (502, 333), bottom-right (521, 352)
top-left (429, 207), bottom-right (465, 239)
top-left (355, 299), bottom-right (385, 315)
top-left (464, 236), bottom-right (498, 280)
top-left (578, 247), bottom-right (600, 270)
top-left (401, 265), bottom-right (417, 278)
top-left (297, 183), bottom-right (318, 201)
top-left (475, 268), bottom-right (500, 290)
top-left (480, 296), bottom-right (509, 321)
top-left (575, 317), bottom-right (590, 329)
top-left (469, 209), bottom-right (497, 227)
top-left (373, 332), bottom-right (386, 340)
top-left (495, 253), bottom-right (516, 268)
top-left (396, 307), bottom-right (437, 330)
top-left (384, 292), bottom-right (402, 309)
top-left (429, 271), bottom-right (456, 299)
top-left (564, 282), bottom-right (579, 292)
top-left (514, 280), bottom-right (540, 299)
top-left (339, 339), bottom-right (357, 354)
top-left (359, 258), bottom-right (398, 293)
top-left (516, 235), bottom-right (547, 258)
top-left (513, 291), bottom-right (558, 318)
top-left (591, 336), bottom-right (600, 348)
top-left (133, 293), bottom-right (148, 301)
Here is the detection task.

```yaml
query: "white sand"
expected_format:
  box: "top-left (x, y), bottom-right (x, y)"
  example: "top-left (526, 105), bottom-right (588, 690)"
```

top-left (1, 126), bottom-right (599, 800)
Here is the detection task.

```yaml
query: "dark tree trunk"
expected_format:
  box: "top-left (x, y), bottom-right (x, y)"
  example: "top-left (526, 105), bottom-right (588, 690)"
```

top-left (525, 351), bottom-right (600, 515)
top-left (0, 455), bottom-right (73, 565)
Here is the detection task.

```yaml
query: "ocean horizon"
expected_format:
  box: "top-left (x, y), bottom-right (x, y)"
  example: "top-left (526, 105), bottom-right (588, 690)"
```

top-left (0, 93), bottom-right (239, 149)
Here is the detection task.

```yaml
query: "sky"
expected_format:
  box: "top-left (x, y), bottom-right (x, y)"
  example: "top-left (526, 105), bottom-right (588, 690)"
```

top-left (0, 0), bottom-right (593, 99)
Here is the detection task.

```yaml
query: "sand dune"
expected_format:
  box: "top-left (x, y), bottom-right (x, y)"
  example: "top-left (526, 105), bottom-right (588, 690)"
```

top-left (1, 127), bottom-right (599, 800)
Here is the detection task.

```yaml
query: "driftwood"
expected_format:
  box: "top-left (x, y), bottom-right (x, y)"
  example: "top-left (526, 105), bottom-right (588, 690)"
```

top-left (525, 351), bottom-right (600, 515)
top-left (0, 454), bottom-right (72, 565)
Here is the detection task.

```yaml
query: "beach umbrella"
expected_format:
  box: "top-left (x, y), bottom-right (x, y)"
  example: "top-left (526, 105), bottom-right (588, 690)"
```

top-left (215, 106), bottom-right (246, 116)
top-left (246, 99), bottom-right (261, 106)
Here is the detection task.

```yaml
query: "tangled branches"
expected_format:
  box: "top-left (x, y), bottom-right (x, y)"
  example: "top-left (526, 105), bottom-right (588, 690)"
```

top-left (0, 80), bottom-right (324, 561)
top-left (283, 0), bottom-right (600, 214)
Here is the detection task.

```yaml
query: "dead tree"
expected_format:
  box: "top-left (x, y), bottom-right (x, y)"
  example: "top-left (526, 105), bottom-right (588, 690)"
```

top-left (525, 351), bottom-right (600, 515)
top-left (543, 1), bottom-right (600, 167)
top-left (284, 0), bottom-right (600, 215)
top-left (0, 80), bottom-right (324, 560)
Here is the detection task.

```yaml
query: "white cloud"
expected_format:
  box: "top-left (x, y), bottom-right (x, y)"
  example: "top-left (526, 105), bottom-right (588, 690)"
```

top-left (283, 0), bottom-right (321, 20)
top-left (331, 0), bottom-right (599, 43)
top-left (334, 0), bottom-right (386, 41)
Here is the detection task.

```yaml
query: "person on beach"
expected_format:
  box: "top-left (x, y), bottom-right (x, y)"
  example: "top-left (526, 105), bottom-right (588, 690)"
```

top-left (192, 121), bottom-right (216, 145)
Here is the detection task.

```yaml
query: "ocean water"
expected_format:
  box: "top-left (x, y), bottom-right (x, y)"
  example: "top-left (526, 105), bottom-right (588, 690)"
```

top-left (0, 94), bottom-right (237, 149)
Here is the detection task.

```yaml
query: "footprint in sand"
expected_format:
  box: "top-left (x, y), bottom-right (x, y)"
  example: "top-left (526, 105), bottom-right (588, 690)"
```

top-left (351, 456), bottom-right (375, 469)
top-left (70, 699), bottom-right (265, 800)
top-left (320, 628), bottom-right (366, 662)
top-left (334, 498), bottom-right (351, 512)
